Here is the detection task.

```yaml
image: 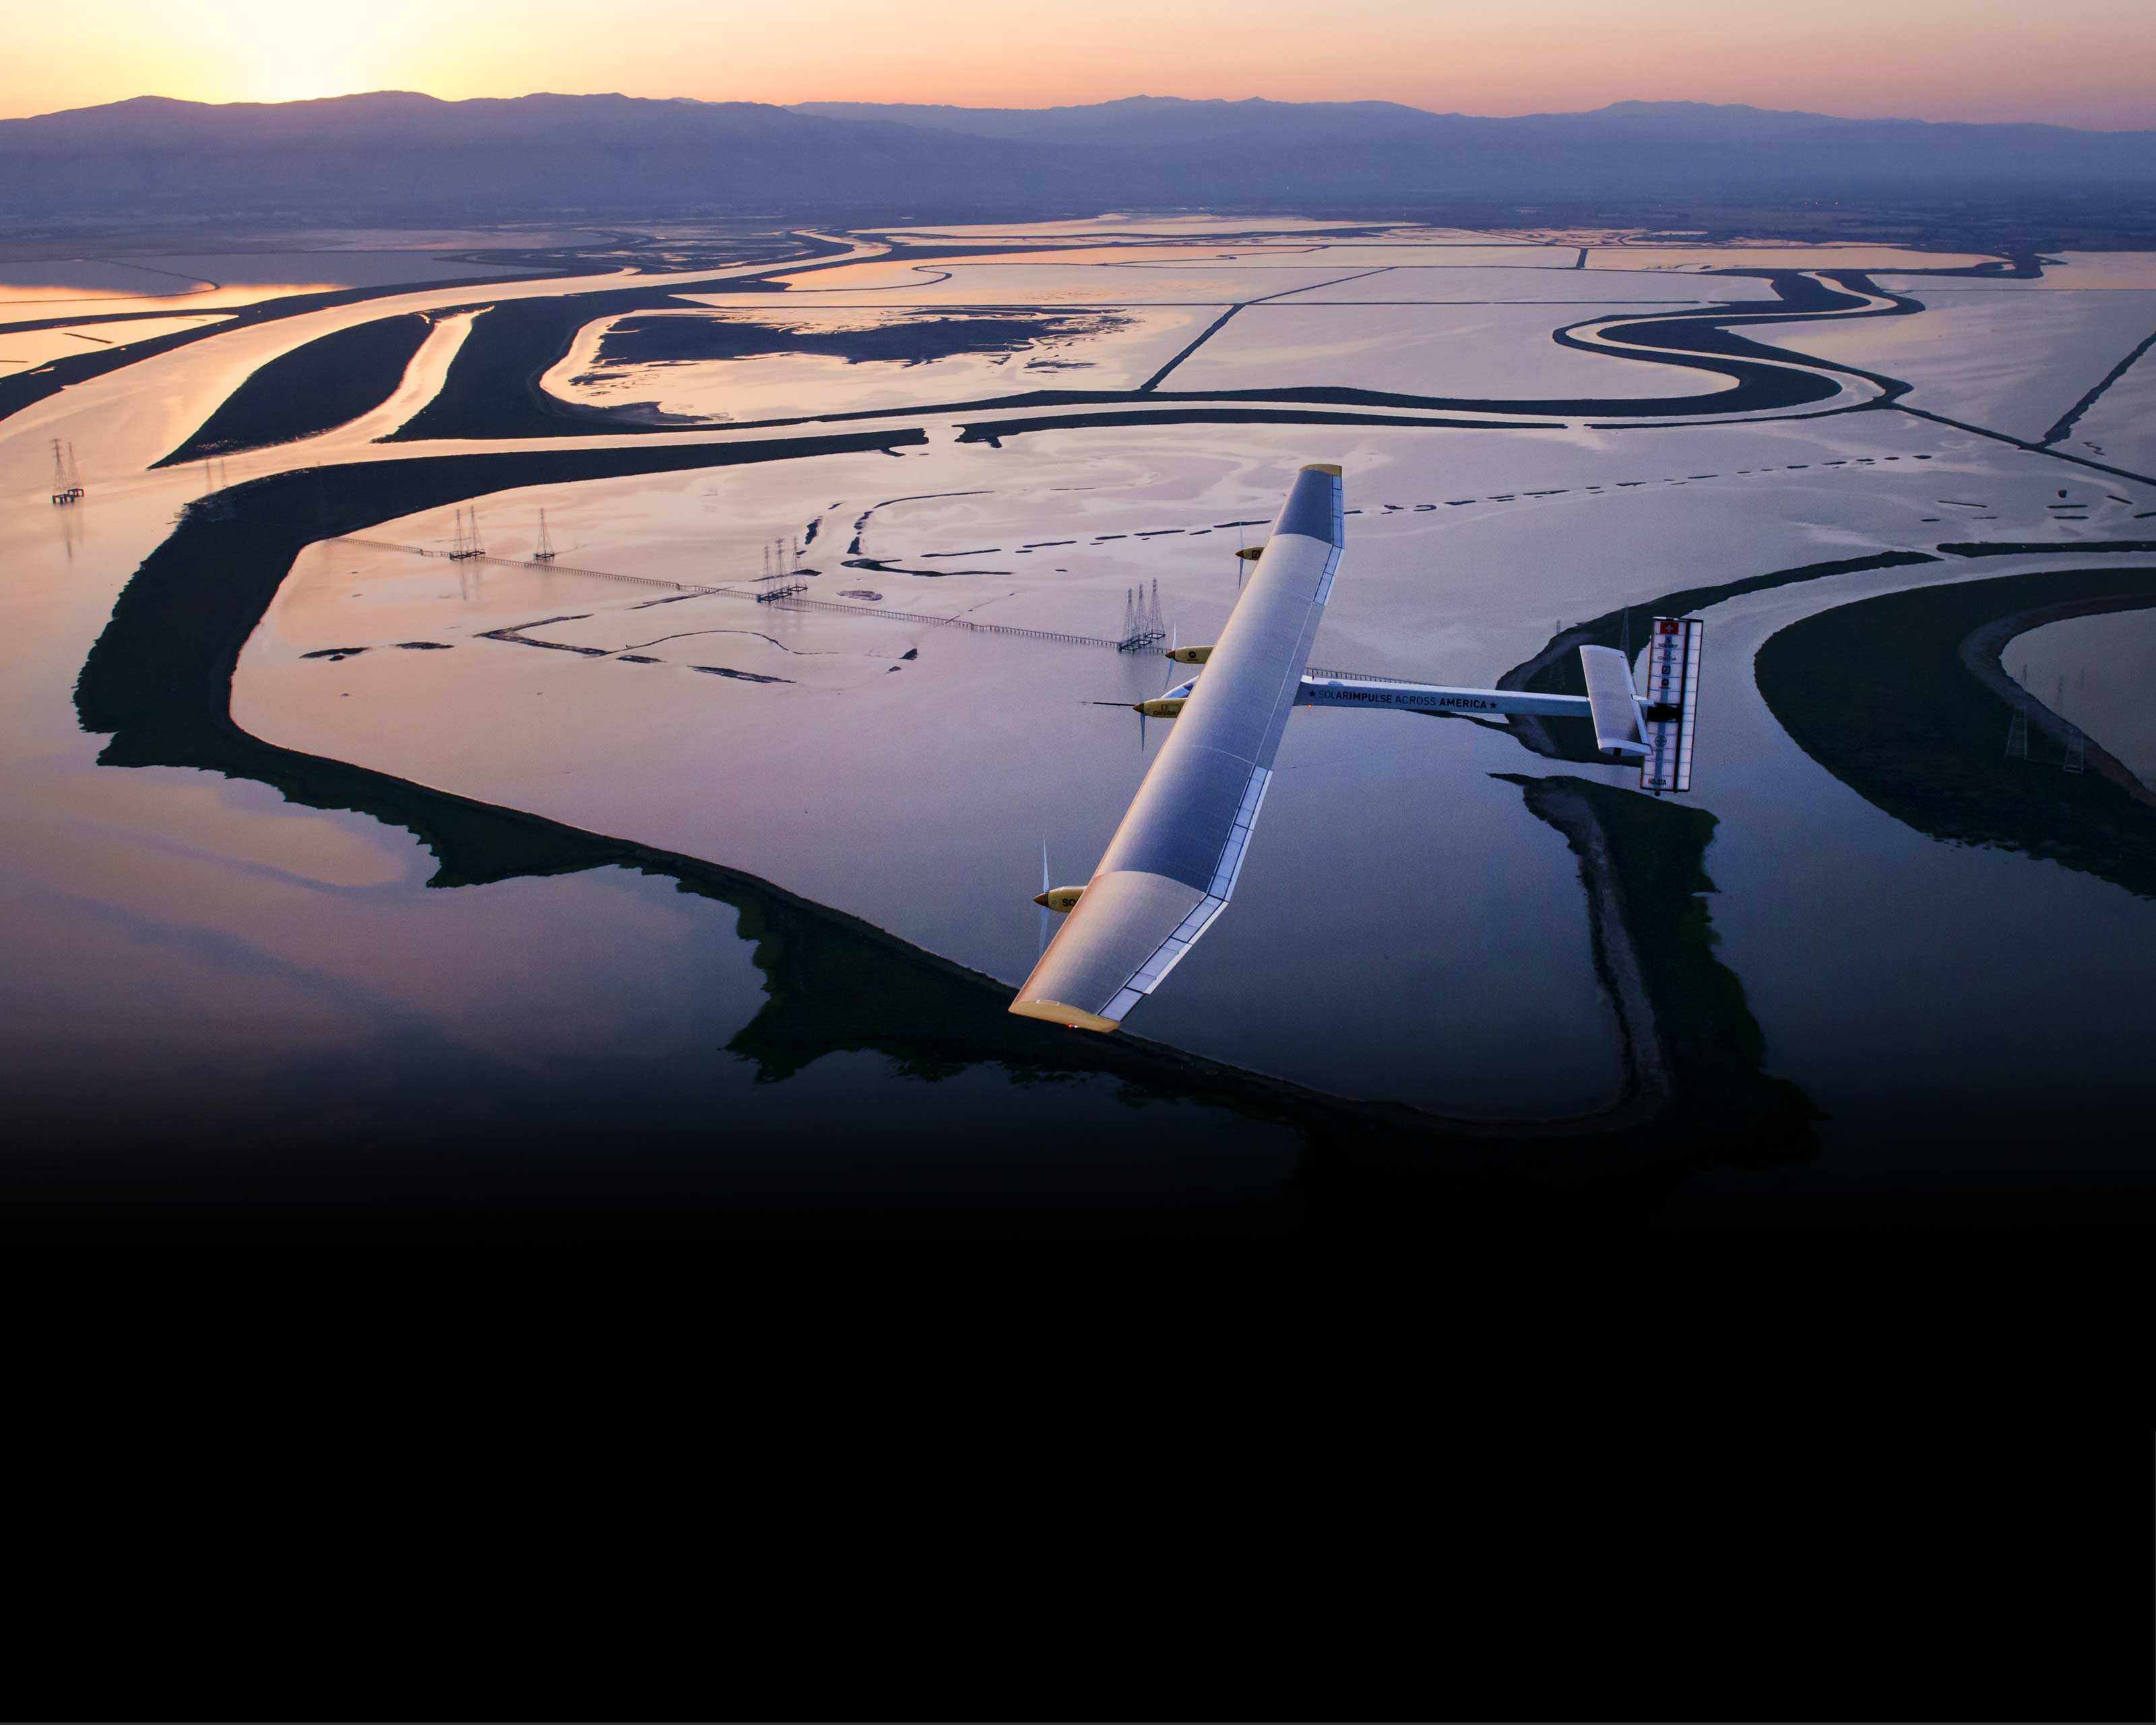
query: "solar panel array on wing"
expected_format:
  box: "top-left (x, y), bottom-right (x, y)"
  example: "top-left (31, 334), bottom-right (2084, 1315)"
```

top-left (1011, 464), bottom-right (1343, 1030)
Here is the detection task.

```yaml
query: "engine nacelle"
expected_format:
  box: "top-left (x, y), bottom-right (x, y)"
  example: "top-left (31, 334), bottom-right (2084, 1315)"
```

top-left (1034, 885), bottom-right (1085, 914)
top-left (1165, 644), bottom-right (1213, 665)
top-left (1136, 676), bottom-right (1197, 719)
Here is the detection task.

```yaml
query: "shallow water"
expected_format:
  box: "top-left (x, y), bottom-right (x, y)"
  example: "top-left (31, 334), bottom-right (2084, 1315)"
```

top-left (6, 218), bottom-right (2155, 1222)
top-left (1680, 553), bottom-right (2156, 1193)
top-left (230, 430), bottom-right (1635, 1119)
top-left (0, 249), bottom-right (553, 327)
top-left (2008, 606), bottom-right (2156, 788)
top-left (547, 305), bottom-right (1211, 422)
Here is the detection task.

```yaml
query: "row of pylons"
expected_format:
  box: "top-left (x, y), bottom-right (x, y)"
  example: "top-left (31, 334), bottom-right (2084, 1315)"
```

top-left (1118, 578), bottom-right (1166, 652)
top-left (2004, 667), bottom-right (2088, 775)
top-left (448, 506), bottom-right (486, 561)
top-left (753, 527), bottom-right (806, 600)
top-left (49, 439), bottom-right (84, 505)
top-left (758, 535), bottom-right (804, 581)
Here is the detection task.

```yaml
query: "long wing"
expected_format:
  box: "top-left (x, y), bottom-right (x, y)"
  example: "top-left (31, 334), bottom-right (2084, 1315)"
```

top-left (1011, 463), bottom-right (1344, 1031)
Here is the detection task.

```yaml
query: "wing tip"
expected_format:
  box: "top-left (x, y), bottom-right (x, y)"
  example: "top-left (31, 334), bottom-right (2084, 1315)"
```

top-left (1009, 995), bottom-right (1122, 1033)
top-left (1302, 462), bottom-right (1343, 476)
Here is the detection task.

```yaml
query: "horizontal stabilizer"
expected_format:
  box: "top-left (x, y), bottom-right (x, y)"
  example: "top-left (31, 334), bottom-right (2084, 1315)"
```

top-left (1579, 644), bottom-right (1649, 759)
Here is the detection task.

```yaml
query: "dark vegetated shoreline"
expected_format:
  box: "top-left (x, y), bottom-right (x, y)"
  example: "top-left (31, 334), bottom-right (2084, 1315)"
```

top-left (156, 311), bottom-right (433, 464)
top-left (58, 441), bottom-right (1827, 1228)
top-left (1755, 566), bottom-right (2156, 902)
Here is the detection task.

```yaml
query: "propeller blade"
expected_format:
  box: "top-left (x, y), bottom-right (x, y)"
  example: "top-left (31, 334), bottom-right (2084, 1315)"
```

top-left (1037, 836), bottom-right (1053, 956)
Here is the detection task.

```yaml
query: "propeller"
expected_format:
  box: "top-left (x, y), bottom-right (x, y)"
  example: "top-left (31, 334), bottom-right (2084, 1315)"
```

top-left (1038, 838), bottom-right (1053, 958)
top-left (1145, 628), bottom-right (1179, 749)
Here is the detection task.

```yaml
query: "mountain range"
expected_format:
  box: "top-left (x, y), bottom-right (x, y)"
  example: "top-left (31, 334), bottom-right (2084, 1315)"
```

top-left (4, 91), bottom-right (2153, 224)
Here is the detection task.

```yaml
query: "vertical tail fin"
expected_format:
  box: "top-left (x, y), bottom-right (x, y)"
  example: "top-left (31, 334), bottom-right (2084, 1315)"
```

top-left (1578, 644), bottom-right (1649, 761)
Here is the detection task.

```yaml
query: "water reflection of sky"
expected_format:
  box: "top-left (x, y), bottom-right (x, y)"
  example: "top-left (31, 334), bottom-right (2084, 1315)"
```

top-left (0, 250), bottom-right (541, 319)
top-left (2007, 606), bottom-right (2156, 789)
top-left (8, 221), bottom-right (2156, 1226)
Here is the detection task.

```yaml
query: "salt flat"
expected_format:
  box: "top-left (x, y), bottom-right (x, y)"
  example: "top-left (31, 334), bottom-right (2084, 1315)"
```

top-left (880, 216), bottom-right (1375, 239)
top-left (1875, 252), bottom-right (2156, 292)
top-left (754, 261), bottom-right (1364, 305)
top-left (1770, 288), bottom-right (2156, 442)
top-left (1224, 244), bottom-right (1581, 269)
top-left (2058, 341), bottom-right (2156, 476)
top-left (1267, 267), bottom-right (1778, 304)
top-left (1587, 245), bottom-right (1996, 273)
top-left (1166, 302), bottom-right (1731, 399)
top-left (543, 305), bottom-right (1214, 423)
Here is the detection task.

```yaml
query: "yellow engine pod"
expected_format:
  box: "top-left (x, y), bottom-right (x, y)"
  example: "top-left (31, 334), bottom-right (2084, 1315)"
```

top-left (1136, 697), bottom-right (1187, 719)
top-left (1033, 886), bottom-right (1085, 914)
top-left (1235, 545), bottom-right (1265, 562)
top-left (1165, 644), bottom-right (1213, 665)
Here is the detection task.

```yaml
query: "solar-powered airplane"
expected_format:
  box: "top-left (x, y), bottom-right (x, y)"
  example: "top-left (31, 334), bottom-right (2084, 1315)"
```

top-left (1011, 463), bottom-right (1705, 1032)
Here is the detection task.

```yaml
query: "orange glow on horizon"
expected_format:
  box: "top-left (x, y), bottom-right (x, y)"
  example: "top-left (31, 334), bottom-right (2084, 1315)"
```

top-left (5, 0), bottom-right (2153, 129)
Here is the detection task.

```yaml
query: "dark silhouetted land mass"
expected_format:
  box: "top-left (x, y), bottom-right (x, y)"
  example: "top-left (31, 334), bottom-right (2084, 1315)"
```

top-left (5, 92), bottom-right (2155, 241)
top-left (591, 309), bottom-right (1131, 369)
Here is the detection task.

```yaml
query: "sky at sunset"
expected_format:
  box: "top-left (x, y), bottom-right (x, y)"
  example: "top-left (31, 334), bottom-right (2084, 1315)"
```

top-left (5, 0), bottom-right (2153, 127)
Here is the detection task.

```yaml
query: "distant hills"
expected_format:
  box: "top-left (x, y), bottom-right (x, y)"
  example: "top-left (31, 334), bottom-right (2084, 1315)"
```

top-left (4, 90), bottom-right (2154, 224)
